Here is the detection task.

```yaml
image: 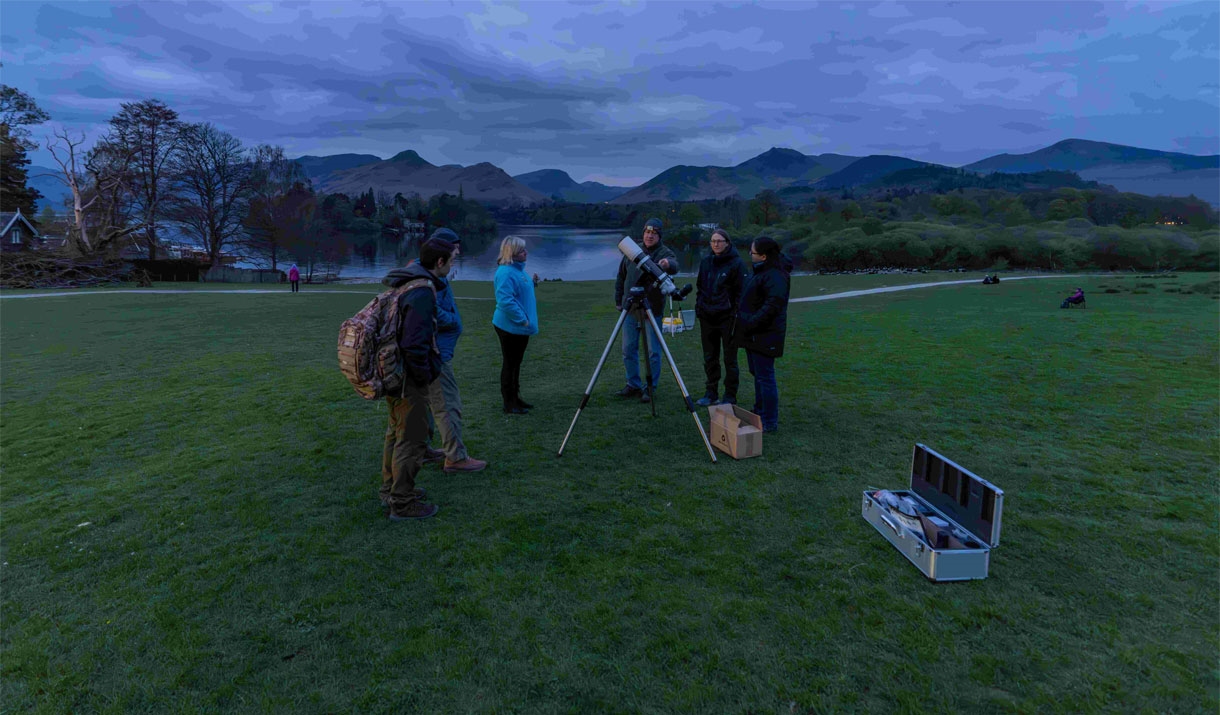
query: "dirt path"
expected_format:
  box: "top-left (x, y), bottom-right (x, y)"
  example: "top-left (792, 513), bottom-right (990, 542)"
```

top-left (1, 275), bottom-right (1078, 302)
top-left (790, 274), bottom-right (1079, 303)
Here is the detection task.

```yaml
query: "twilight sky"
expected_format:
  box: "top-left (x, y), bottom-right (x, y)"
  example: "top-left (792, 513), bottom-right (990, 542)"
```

top-left (3, 1), bottom-right (1217, 186)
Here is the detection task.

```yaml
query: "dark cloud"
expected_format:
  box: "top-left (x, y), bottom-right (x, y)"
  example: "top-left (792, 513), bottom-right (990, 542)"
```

top-left (958, 38), bottom-right (1003, 53)
top-left (663, 68), bottom-right (736, 81)
top-left (3, 0), bottom-right (1215, 182)
top-left (1001, 121), bottom-right (1046, 135)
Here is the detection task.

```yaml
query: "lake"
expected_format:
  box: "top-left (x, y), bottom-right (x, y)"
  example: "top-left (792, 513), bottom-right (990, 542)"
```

top-left (336, 225), bottom-right (710, 283)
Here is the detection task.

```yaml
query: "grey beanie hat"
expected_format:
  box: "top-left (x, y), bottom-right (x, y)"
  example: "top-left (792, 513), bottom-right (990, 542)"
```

top-left (430, 227), bottom-right (461, 244)
top-left (644, 217), bottom-right (663, 236)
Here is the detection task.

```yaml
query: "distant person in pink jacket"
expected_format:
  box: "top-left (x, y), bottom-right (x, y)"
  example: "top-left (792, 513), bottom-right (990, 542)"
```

top-left (288, 264), bottom-right (300, 292)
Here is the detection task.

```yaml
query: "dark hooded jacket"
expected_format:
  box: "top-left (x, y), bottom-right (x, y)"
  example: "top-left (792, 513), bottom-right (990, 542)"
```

top-left (382, 264), bottom-right (446, 388)
top-left (734, 257), bottom-right (791, 358)
top-left (695, 249), bottom-right (748, 322)
top-left (614, 240), bottom-right (679, 317)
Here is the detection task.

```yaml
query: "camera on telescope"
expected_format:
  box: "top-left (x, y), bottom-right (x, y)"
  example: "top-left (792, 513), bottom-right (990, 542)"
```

top-left (618, 237), bottom-right (693, 301)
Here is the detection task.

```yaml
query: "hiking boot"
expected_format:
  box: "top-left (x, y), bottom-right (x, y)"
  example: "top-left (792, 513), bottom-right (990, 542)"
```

top-left (443, 457), bottom-right (488, 474)
top-left (515, 397), bottom-right (534, 409)
top-left (503, 405), bottom-right (529, 415)
top-left (695, 393), bottom-right (718, 407)
top-left (720, 395), bottom-right (737, 405)
top-left (380, 488), bottom-right (426, 508)
top-left (615, 385), bottom-right (642, 398)
top-left (422, 447), bottom-right (445, 465)
top-left (639, 391), bottom-right (652, 404)
top-left (388, 501), bottom-right (439, 521)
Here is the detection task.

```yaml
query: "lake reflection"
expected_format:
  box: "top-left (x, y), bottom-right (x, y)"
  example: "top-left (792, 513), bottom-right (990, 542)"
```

top-left (339, 225), bottom-right (710, 283)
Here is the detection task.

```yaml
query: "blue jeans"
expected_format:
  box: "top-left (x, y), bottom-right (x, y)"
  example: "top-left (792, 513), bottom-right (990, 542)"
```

top-left (747, 351), bottom-right (778, 431)
top-left (622, 312), bottom-right (662, 390)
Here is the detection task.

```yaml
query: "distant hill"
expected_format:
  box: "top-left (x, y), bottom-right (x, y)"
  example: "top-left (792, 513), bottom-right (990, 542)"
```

top-left (314, 150), bottom-right (546, 205)
top-left (513, 169), bottom-right (629, 203)
top-left (813, 155), bottom-right (933, 190)
top-left (610, 147), bottom-right (859, 203)
top-left (967, 139), bottom-right (1219, 205)
top-left (868, 166), bottom-right (1105, 193)
top-left (27, 166), bottom-right (72, 212)
top-left (294, 153), bottom-right (382, 185)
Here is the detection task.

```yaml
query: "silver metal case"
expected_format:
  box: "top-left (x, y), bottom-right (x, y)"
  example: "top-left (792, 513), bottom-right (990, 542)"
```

top-left (861, 444), bottom-right (1004, 582)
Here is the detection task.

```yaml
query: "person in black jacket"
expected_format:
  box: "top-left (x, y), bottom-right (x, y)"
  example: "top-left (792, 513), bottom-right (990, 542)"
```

top-left (695, 228), bottom-right (748, 406)
top-left (377, 238), bottom-right (454, 521)
top-left (735, 235), bottom-right (790, 433)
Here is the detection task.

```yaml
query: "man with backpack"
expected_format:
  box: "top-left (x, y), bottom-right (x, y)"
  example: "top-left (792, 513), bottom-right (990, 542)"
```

top-left (377, 238), bottom-right (455, 521)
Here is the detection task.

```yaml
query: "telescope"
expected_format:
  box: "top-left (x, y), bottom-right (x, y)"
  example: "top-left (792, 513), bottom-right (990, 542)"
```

top-left (617, 237), bottom-right (693, 300)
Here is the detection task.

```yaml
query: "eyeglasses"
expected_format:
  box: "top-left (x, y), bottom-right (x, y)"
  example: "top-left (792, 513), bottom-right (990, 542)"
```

top-left (710, 238), bottom-right (728, 244)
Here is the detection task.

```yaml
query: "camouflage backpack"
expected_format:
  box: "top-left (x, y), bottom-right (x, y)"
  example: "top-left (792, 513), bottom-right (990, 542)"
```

top-left (337, 278), bottom-right (436, 400)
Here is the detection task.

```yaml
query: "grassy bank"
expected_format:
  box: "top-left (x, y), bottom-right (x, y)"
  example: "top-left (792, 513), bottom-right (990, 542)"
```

top-left (2, 273), bottom-right (1217, 712)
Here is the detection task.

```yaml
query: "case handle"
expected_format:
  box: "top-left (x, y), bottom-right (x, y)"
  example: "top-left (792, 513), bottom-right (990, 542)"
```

top-left (879, 512), bottom-right (903, 539)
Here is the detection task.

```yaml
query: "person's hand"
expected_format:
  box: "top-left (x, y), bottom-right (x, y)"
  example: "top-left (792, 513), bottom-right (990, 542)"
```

top-left (615, 303), bottom-right (622, 311)
top-left (658, 258), bottom-right (670, 270)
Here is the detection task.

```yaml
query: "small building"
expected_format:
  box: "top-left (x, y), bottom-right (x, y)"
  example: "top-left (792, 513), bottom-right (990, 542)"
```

top-left (0, 210), bottom-right (41, 253)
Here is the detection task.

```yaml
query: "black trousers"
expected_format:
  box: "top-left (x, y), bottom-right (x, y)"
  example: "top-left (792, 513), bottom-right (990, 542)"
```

top-left (495, 326), bottom-right (530, 409)
top-left (290, 280), bottom-right (299, 292)
top-left (699, 315), bottom-right (739, 398)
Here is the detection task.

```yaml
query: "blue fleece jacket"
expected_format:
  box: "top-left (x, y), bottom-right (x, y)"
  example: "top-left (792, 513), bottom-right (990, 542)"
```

top-left (434, 277), bottom-right (462, 362)
top-left (492, 262), bottom-right (539, 336)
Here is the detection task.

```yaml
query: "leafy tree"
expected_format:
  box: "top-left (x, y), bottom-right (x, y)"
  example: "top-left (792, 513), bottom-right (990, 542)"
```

top-left (1047, 198), bottom-right (1085, 221)
top-left (0, 124), bottom-right (41, 216)
top-left (0, 77), bottom-right (50, 149)
top-left (748, 190), bottom-right (782, 226)
top-left (678, 203), bottom-right (703, 226)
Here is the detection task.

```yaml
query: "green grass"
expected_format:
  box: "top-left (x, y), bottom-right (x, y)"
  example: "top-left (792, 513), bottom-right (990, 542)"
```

top-left (2, 273), bottom-right (1217, 713)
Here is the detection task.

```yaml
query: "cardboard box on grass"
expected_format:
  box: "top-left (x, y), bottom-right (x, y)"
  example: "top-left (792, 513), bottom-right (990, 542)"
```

top-left (708, 404), bottom-right (763, 459)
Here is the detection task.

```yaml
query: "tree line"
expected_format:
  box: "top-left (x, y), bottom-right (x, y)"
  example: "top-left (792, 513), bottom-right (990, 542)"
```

top-left (0, 85), bottom-right (496, 279)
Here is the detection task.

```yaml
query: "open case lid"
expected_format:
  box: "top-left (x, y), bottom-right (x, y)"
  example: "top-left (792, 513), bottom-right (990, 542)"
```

top-left (909, 444), bottom-right (1004, 547)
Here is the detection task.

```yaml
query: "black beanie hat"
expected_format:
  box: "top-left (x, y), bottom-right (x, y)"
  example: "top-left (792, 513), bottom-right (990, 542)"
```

top-left (430, 227), bottom-right (461, 244)
top-left (644, 218), bottom-right (663, 238)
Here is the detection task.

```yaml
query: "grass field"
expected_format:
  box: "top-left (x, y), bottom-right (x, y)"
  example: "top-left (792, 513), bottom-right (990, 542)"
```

top-left (2, 272), bottom-right (1217, 713)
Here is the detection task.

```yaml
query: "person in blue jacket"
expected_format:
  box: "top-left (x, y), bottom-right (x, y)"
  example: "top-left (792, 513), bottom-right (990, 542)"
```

top-left (492, 235), bottom-right (539, 414)
top-left (423, 228), bottom-right (487, 474)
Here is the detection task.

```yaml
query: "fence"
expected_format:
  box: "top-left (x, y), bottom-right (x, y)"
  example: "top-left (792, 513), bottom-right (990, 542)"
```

top-left (203, 266), bottom-right (286, 283)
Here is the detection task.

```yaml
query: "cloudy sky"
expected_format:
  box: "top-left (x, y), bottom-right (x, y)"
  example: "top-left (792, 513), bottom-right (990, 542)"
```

top-left (3, 1), bottom-right (1217, 185)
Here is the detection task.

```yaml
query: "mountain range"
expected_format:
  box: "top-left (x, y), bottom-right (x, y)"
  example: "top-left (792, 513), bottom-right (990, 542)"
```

top-left (24, 139), bottom-right (1219, 215)
top-left (303, 149), bottom-right (546, 205)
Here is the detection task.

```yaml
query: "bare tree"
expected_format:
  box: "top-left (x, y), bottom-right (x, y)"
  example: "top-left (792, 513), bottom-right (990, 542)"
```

top-left (43, 127), bottom-right (147, 256)
top-left (106, 100), bottom-right (183, 259)
top-left (241, 144), bottom-right (308, 270)
top-left (167, 122), bottom-right (252, 267)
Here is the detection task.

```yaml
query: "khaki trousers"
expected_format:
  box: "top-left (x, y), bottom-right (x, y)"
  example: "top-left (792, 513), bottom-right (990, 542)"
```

top-left (427, 360), bottom-right (467, 462)
top-left (381, 383), bottom-right (430, 507)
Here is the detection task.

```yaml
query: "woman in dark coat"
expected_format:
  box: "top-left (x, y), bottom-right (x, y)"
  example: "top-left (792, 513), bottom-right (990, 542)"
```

top-left (734, 235), bottom-right (790, 433)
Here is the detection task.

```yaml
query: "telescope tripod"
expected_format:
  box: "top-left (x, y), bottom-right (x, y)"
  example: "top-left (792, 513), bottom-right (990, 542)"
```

top-left (558, 288), bottom-right (717, 462)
